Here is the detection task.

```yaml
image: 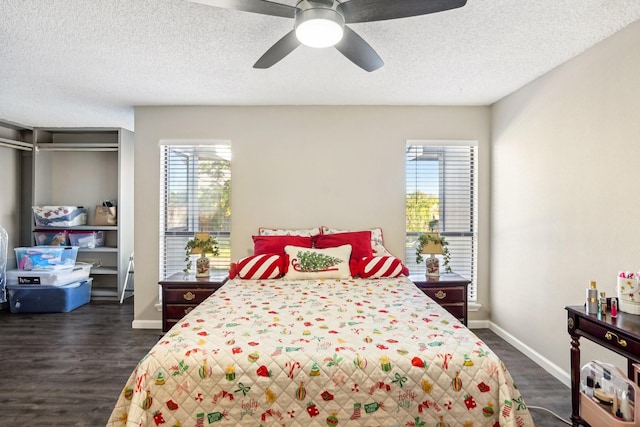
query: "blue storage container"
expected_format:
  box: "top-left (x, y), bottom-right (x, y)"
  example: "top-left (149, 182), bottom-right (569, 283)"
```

top-left (7, 278), bottom-right (92, 313)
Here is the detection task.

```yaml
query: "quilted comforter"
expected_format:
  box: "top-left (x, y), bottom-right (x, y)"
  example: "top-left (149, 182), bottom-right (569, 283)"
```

top-left (107, 277), bottom-right (535, 427)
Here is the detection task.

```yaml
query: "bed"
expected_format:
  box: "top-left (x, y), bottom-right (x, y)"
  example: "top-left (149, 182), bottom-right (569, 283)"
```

top-left (107, 275), bottom-right (535, 426)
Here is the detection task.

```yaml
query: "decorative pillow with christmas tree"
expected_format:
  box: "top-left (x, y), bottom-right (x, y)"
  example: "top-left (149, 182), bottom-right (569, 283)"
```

top-left (283, 244), bottom-right (352, 280)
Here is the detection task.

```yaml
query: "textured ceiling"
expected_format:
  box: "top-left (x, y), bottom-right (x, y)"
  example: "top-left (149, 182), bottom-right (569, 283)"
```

top-left (2, 0), bottom-right (640, 131)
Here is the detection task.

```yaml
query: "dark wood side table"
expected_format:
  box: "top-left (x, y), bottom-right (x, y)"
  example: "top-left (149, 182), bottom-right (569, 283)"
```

top-left (566, 305), bottom-right (640, 426)
top-left (159, 272), bottom-right (228, 332)
top-left (410, 272), bottom-right (470, 326)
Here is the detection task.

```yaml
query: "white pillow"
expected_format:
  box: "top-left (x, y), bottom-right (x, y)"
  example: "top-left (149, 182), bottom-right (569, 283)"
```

top-left (259, 227), bottom-right (321, 237)
top-left (283, 244), bottom-right (352, 280)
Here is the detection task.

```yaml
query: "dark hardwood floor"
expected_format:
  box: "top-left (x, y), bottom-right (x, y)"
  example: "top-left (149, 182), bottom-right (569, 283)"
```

top-left (474, 329), bottom-right (572, 426)
top-left (0, 299), bottom-right (571, 426)
top-left (0, 298), bottom-right (160, 426)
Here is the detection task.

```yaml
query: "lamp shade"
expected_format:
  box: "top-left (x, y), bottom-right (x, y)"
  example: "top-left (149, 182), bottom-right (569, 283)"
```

top-left (420, 233), bottom-right (444, 255)
top-left (189, 232), bottom-right (211, 255)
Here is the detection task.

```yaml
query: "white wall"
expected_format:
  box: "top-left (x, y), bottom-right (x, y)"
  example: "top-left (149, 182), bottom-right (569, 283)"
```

top-left (133, 106), bottom-right (491, 324)
top-left (491, 20), bottom-right (640, 379)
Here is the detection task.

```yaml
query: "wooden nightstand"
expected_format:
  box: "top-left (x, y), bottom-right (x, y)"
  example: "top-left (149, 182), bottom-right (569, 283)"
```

top-left (410, 272), bottom-right (470, 326)
top-left (159, 272), bottom-right (228, 332)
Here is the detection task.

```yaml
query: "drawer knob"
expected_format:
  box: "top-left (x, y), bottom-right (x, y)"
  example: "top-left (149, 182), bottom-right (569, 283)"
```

top-left (183, 291), bottom-right (196, 301)
top-left (184, 307), bottom-right (194, 315)
top-left (605, 331), bottom-right (627, 347)
top-left (434, 290), bottom-right (447, 300)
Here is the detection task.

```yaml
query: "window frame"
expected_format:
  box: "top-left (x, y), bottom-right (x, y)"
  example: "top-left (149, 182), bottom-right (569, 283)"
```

top-left (158, 140), bottom-right (231, 279)
top-left (405, 140), bottom-right (478, 301)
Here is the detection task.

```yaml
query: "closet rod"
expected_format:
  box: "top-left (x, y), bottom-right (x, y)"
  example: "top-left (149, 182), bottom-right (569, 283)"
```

top-left (36, 147), bottom-right (118, 152)
top-left (36, 143), bottom-right (118, 152)
top-left (0, 137), bottom-right (33, 151)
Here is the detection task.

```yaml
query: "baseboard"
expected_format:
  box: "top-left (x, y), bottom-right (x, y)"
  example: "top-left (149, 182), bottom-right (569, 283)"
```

top-left (468, 319), bottom-right (490, 329)
top-left (489, 321), bottom-right (571, 388)
top-left (132, 319), bottom-right (162, 330)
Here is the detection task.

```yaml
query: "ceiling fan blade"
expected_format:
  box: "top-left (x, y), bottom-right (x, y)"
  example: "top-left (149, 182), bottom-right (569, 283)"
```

top-left (254, 30), bottom-right (301, 69)
top-left (334, 26), bottom-right (383, 72)
top-left (187, 0), bottom-right (295, 19)
top-left (339, 0), bottom-right (467, 23)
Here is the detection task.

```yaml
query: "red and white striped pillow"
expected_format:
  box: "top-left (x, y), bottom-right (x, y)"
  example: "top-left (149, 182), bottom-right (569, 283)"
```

top-left (230, 254), bottom-right (284, 279)
top-left (359, 256), bottom-right (409, 278)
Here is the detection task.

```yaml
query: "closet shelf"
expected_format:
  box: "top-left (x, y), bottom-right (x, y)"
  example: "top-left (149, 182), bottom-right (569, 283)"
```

top-left (35, 225), bottom-right (118, 231)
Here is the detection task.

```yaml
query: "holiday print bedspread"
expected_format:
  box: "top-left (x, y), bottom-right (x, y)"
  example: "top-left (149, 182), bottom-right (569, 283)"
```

top-left (107, 277), bottom-right (535, 427)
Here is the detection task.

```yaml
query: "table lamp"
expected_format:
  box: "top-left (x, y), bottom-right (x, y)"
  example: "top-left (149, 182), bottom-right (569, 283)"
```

top-left (190, 232), bottom-right (212, 277)
top-left (189, 233), bottom-right (211, 255)
top-left (420, 233), bottom-right (444, 278)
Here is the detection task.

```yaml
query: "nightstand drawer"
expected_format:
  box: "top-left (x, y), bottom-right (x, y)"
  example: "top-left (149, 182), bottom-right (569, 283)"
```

top-left (165, 304), bottom-right (200, 320)
top-left (163, 288), bottom-right (216, 304)
top-left (410, 273), bottom-right (470, 326)
top-left (422, 287), bottom-right (465, 304)
top-left (159, 273), bottom-right (228, 332)
top-left (440, 304), bottom-right (465, 320)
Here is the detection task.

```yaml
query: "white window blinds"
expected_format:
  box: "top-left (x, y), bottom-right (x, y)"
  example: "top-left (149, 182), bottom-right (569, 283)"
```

top-left (405, 142), bottom-right (478, 301)
top-left (159, 143), bottom-right (231, 278)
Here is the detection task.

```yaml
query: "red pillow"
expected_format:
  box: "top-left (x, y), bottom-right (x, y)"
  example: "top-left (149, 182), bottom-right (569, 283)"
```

top-left (359, 256), bottom-right (409, 278)
top-left (252, 235), bottom-right (313, 256)
top-left (314, 231), bottom-right (373, 262)
top-left (231, 254), bottom-right (284, 279)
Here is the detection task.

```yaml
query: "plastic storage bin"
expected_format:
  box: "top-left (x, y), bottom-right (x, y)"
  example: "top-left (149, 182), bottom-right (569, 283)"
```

top-left (6, 263), bottom-right (91, 286)
top-left (33, 230), bottom-right (70, 246)
top-left (7, 278), bottom-right (92, 313)
top-left (580, 360), bottom-right (639, 426)
top-left (14, 246), bottom-right (79, 270)
top-left (68, 231), bottom-right (104, 248)
top-left (33, 206), bottom-right (87, 227)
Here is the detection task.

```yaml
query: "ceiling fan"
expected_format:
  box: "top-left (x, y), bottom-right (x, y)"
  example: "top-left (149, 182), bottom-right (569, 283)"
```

top-left (188, 0), bottom-right (467, 72)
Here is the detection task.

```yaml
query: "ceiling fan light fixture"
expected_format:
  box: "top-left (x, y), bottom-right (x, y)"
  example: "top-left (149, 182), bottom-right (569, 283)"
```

top-left (295, 7), bottom-right (344, 48)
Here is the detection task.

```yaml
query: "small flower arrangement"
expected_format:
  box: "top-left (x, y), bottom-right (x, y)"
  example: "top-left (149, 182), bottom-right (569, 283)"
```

top-left (183, 234), bottom-right (219, 275)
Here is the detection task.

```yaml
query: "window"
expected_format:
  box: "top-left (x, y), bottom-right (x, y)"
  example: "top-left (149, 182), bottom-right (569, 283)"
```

top-left (159, 142), bottom-right (231, 278)
top-left (405, 141), bottom-right (478, 301)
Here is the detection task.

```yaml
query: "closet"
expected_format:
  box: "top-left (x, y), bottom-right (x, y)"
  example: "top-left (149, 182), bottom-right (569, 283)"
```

top-left (31, 128), bottom-right (134, 299)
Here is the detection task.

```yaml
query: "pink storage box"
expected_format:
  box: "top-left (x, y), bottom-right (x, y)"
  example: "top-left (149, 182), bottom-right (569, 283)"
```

top-left (33, 230), bottom-right (70, 246)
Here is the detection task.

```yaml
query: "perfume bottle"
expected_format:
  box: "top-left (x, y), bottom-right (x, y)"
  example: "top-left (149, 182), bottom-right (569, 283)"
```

top-left (611, 297), bottom-right (618, 318)
top-left (599, 292), bottom-right (607, 317)
top-left (586, 281), bottom-right (598, 315)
